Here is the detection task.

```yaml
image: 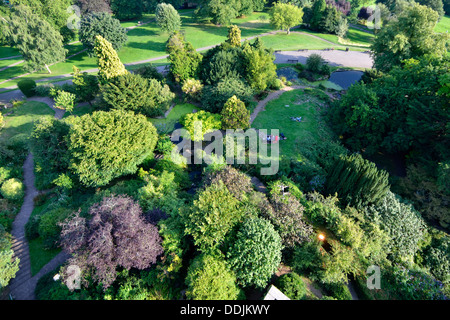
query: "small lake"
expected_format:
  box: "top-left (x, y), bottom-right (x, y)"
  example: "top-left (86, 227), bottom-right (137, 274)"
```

top-left (328, 70), bottom-right (364, 90)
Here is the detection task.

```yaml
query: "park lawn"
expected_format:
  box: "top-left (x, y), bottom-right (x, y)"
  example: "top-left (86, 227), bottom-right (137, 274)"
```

top-left (149, 103), bottom-right (198, 133)
top-left (342, 27), bottom-right (374, 47)
top-left (0, 46), bottom-right (21, 59)
top-left (0, 10), bottom-right (273, 89)
top-left (251, 89), bottom-right (335, 161)
top-left (0, 55), bottom-right (23, 69)
top-left (29, 238), bottom-right (61, 276)
top-left (255, 33), bottom-right (343, 51)
top-left (435, 15), bottom-right (450, 33)
top-left (0, 101), bottom-right (55, 143)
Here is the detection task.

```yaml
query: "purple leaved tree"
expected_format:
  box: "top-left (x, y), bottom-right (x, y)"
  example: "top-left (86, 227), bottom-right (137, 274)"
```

top-left (59, 195), bottom-right (164, 289)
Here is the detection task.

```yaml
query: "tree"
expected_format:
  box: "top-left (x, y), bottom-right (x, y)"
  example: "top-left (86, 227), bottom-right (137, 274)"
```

top-left (30, 117), bottom-right (71, 189)
top-left (195, 0), bottom-right (240, 25)
top-left (0, 249), bottom-right (19, 288)
top-left (269, 2), bottom-right (304, 34)
top-left (417, 0), bottom-right (445, 17)
top-left (4, 5), bottom-right (67, 73)
top-left (166, 31), bottom-right (203, 83)
top-left (309, 0), bottom-right (327, 30)
top-left (77, 0), bottom-right (112, 14)
top-left (60, 195), bottom-right (163, 289)
top-left (227, 217), bottom-right (283, 288)
top-left (221, 95), bottom-right (250, 130)
top-left (200, 45), bottom-right (246, 85)
top-left (93, 35), bottom-right (128, 83)
top-left (242, 39), bottom-right (277, 92)
top-left (226, 25), bottom-right (241, 47)
top-left (365, 191), bottom-right (426, 262)
top-left (371, 3), bottom-right (449, 72)
top-left (53, 90), bottom-right (76, 114)
top-left (72, 66), bottom-right (100, 104)
top-left (185, 253), bottom-right (243, 300)
top-left (155, 2), bottom-right (181, 33)
top-left (185, 181), bottom-right (243, 251)
top-left (326, 153), bottom-right (390, 208)
top-left (201, 77), bottom-right (254, 113)
top-left (321, 5), bottom-right (341, 34)
top-left (100, 73), bottom-right (175, 117)
top-left (111, 0), bottom-right (144, 20)
top-left (79, 12), bottom-right (128, 56)
top-left (67, 110), bottom-right (158, 187)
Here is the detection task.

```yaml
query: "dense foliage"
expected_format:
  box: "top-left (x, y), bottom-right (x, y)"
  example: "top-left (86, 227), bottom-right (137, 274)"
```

top-left (60, 195), bottom-right (163, 289)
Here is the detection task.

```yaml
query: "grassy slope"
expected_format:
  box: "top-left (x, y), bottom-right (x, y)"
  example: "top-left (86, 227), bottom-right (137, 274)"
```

top-left (435, 15), bottom-right (450, 33)
top-left (150, 103), bottom-right (198, 133)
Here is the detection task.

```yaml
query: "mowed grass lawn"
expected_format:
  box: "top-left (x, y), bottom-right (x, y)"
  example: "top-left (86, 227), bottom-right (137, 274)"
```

top-left (150, 103), bottom-right (198, 133)
top-left (251, 89), bottom-right (336, 161)
top-left (0, 101), bottom-right (55, 143)
top-left (435, 15), bottom-right (450, 33)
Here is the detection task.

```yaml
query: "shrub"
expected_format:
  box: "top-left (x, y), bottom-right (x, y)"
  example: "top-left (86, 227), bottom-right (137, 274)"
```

top-left (17, 79), bottom-right (37, 97)
top-left (181, 78), bottom-right (204, 102)
top-left (101, 73), bottom-right (175, 117)
top-left (306, 53), bottom-right (326, 74)
top-left (321, 282), bottom-right (352, 300)
top-left (227, 217), bottom-right (283, 288)
top-left (34, 84), bottom-right (54, 97)
top-left (202, 77), bottom-right (253, 113)
top-left (185, 253), bottom-right (244, 300)
top-left (0, 167), bottom-right (12, 185)
top-left (1, 178), bottom-right (24, 202)
top-left (275, 272), bottom-right (307, 300)
top-left (38, 207), bottom-right (72, 249)
top-left (220, 95), bottom-right (250, 130)
top-left (180, 110), bottom-right (222, 141)
top-left (111, 0), bottom-right (143, 20)
top-left (54, 90), bottom-right (76, 113)
top-left (25, 215), bottom-right (41, 241)
top-left (67, 110), bottom-right (158, 187)
top-left (133, 64), bottom-right (164, 82)
top-left (72, 66), bottom-right (100, 103)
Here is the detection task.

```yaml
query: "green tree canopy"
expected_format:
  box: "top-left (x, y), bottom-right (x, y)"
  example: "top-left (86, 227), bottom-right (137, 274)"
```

top-left (269, 1), bottom-right (304, 34)
top-left (66, 109), bottom-right (158, 187)
top-left (93, 35), bottom-right (128, 83)
top-left (155, 2), bottom-right (181, 33)
top-left (79, 12), bottom-right (128, 55)
top-left (4, 5), bottom-right (67, 73)
top-left (371, 2), bottom-right (449, 72)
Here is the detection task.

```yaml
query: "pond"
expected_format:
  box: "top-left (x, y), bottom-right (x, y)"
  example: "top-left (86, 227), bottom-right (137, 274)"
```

top-left (328, 70), bottom-right (364, 90)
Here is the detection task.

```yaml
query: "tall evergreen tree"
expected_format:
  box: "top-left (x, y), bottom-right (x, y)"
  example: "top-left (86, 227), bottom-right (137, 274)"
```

top-left (93, 35), bottom-right (128, 83)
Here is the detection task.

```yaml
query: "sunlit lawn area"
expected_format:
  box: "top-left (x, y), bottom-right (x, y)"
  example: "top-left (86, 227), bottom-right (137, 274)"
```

top-left (435, 15), bottom-right (450, 33)
top-left (0, 101), bottom-right (55, 143)
top-left (251, 89), bottom-right (335, 160)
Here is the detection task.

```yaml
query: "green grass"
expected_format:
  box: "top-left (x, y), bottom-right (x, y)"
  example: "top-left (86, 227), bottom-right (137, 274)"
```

top-left (435, 15), bottom-right (450, 33)
top-left (251, 89), bottom-right (334, 160)
top-left (255, 33), bottom-right (343, 51)
top-left (0, 101), bottom-right (55, 143)
top-left (343, 27), bottom-right (374, 47)
top-left (0, 46), bottom-right (21, 59)
top-left (149, 103), bottom-right (198, 133)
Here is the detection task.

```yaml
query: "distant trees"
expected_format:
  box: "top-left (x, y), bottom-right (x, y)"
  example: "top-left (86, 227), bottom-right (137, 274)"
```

top-left (269, 1), bottom-right (304, 34)
top-left (76, 0), bottom-right (112, 14)
top-left (4, 5), bottom-right (67, 73)
top-left (155, 2), bottom-right (181, 33)
top-left (371, 3), bottom-right (449, 72)
top-left (67, 110), bottom-right (158, 187)
top-left (60, 195), bottom-right (163, 289)
top-left (111, 0), bottom-right (144, 20)
top-left (79, 12), bottom-right (128, 55)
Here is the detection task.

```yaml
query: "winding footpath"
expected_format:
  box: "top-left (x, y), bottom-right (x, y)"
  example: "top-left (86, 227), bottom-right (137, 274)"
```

top-left (7, 97), bottom-right (69, 300)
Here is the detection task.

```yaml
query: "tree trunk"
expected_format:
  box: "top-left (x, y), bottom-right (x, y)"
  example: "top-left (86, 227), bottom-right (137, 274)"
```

top-left (45, 64), bottom-right (51, 74)
top-left (287, 28), bottom-right (290, 35)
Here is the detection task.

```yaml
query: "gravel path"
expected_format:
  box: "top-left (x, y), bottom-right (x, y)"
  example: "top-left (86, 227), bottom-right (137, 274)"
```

top-left (7, 98), bottom-right (69, 300)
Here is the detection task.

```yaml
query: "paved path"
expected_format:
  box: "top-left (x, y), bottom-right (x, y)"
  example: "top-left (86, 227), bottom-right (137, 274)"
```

top-left (274, 49), bottom-right (373, 69)
top-left (8, 98), bottom-right (69, 300)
